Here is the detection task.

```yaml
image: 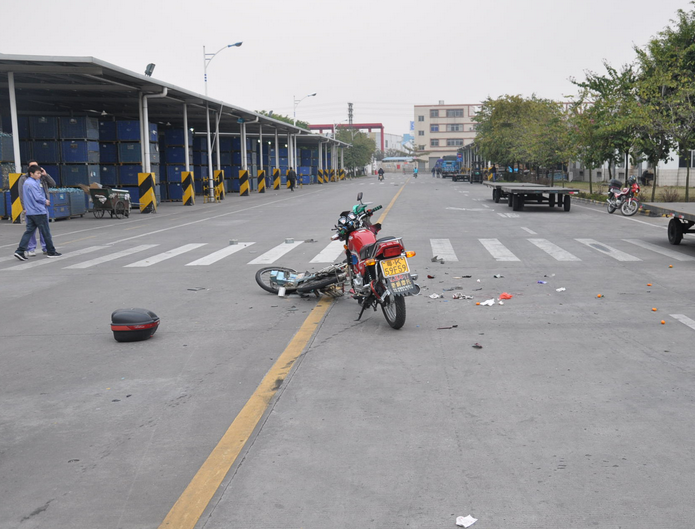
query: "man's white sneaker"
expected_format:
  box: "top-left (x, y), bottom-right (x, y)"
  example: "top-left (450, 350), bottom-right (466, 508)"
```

top-left (26, 250), bottom-right (36, 257)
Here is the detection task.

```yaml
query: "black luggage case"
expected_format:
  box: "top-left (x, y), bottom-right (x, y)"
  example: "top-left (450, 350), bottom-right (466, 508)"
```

top-left (111, 308), bottom-right (160, 342)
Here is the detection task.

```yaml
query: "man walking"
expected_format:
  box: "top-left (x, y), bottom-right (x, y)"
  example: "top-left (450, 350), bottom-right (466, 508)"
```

top-left (18, 160), bottom-right (56, 256)
top-left (14, 166), bottom-right (61, 260)
top-left (287, 167), bottom-right (297, 192)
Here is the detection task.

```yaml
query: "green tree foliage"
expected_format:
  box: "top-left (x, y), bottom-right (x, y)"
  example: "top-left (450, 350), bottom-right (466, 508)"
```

top-left (255, 110), bottom-right (310, 131)
top-left (336, 129), bottom-right (376, 174)
top-left (635, 4), bottom-right (695, 200)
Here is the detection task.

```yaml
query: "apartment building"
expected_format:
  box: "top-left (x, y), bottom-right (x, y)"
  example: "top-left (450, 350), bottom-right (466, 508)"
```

top-left (413, 102), bottom-right (479, 168)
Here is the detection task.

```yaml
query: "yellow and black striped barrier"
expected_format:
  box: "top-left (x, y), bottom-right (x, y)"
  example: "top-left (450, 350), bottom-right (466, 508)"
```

top-left (339, 169), bottom-right (345, 180)
top-left (330, 169), bottom-right (336, 182)
top-left (317, 169), bottom-right (324, 184)
top-left (182, 171), bottom-right (195, 206)
top-left (9, 173), bottom-right (22, 223)
top-left (239, 169), bottom-right (249, 196)
top-left (286, 170), bottom-right (291, 189)
top-left (214, 170), bottom-right (225, 200)
top-left (258, 169), bottom-right (266, 193)
top-left (272, 168), bottom-right (280, 190)
top-left (138, 172), bottom-right (157, 213)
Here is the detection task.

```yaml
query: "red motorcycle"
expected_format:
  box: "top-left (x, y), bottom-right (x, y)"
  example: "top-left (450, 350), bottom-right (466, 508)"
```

top-left (318, 192), bottom-right (419, 329)
top-left (607, 176), bottom-right (640, 216)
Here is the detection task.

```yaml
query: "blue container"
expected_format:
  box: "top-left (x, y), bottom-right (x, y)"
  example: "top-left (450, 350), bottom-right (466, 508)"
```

top-left (2, 116), bottom-right (30, 138)
top-left (100, 165), bottom-right (118, 186)
top-left (232, 152), bottom-right (242, 165)
top-left (0, 191), bottom-right (5, 217)
top-left (59, 117), bottom-right (99, 140)
top-left (32, 141), bottom-right (60, 163)
top-left (99, 120), bottom-right (117, 141)
top-left (300, 174), bottom-right (311, 185)
top-left (30, 116), bottom-right (59, 139)
top-left (220, 138), bottom-right (233, 151)
top-left (166, 165), bottom-right (185, 182)
top-left (3, 191), bottom-right (10, 218)
top-left (192, 137), bottom-right (206, 151)
top-left (49, 190), bottom-right (69, 207)
top-left (121, 186), bottom-right (140, 204)
top-left (167, 183), bottom-right (184, 200)
top-left (220, 152), bottom-right (232, 165)
top-left (164, 146), bottom-right (186, 164)
top-left (48, 204), bottom-right (70, 220)
top-left (160, 129), bottom-right (192, 146)
top-left (118, 142), bottom-right (142, 163)
top-left (192, 151), bottom-right (207, 165)
top-left (279, 157), bottom-right (289, 166)
top-left (43, 165), bottom-right (60, 186)
top-left (118, 165), bottom-right (144, 186)
top-left (61, 165), bottom-right (100, 187)
top-left (299, 166), bottom-right (311, 176)
top-left (231, 138), bottom-right (241, 151)
top-left (68, 190), bottom-right (87, 216)
top-left (195, 165), bottom-right (209, 179)
top-left (62, 141), bottom-right (99, 163)
top-left (100, 143), bottom-right (118, 164)
top-left (193, 180), bottom-right (203, 194)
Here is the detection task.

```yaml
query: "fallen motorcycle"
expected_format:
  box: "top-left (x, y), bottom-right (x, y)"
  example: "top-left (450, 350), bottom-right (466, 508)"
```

top-left (607, 176), bottom-right (641, 216)
top-left (255, 262), bottom-right (347, 297)
top-left (326, 192), bottom-right (419, 329)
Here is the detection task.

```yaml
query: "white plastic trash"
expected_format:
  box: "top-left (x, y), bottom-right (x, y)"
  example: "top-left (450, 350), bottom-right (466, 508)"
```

top-left (456, 515), bottom-right (478, 527)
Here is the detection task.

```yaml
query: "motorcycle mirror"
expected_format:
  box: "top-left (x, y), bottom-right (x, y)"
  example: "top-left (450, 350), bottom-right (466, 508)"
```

top-left (357, 192), bottom-right (363, 202)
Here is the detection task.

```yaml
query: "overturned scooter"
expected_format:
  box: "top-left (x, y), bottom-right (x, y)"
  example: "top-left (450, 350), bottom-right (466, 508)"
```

top-left (327, 192), bottom-right (420, 329)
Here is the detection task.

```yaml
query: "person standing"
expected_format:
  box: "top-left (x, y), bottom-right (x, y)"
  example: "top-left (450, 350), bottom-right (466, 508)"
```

top-left (287, 167), bottom-right (297, 192)
top-left (14, 166), bottom-right (61, 261)
top-left (18, 160), bottom-right (56, 256)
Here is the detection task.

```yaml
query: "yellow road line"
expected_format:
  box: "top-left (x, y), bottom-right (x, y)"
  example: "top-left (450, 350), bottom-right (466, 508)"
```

top-left (158, 297), bottom-right (334, 529)
top-left (376, 177), bottom-right (409, 225)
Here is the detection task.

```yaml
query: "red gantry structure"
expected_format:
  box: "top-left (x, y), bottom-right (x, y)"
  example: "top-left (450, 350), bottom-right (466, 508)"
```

top-left (309, 123), bottom-right (385, 152)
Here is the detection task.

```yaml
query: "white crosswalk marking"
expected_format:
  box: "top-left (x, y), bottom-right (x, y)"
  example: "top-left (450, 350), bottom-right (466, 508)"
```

top-left (248, 241), bottom-right (304, 264)
top-left (671, 314), bottom-right (695, 331)
top-left (622, 239), bottom-right (695, 261)
top-left (479, 238), bottom-right (520, 261)
top-left (430, 239), bottom-right (459, 262)
top-left (3, 246), bottom-right (108, 271)
top-left (310, 240), bottom-right (345, 263)
top-left (125, 243), bottom-right (208, 267)
top-left (186, 242), bottom-right (255, 266)
top-left (64, 245), bottom-right (159, 269)
top-left (521, 227), bottom-right (537, 235)
top-left (575, 239), bottom-right (641, 261)
top-left (528, 239), bottom-right (581, 261)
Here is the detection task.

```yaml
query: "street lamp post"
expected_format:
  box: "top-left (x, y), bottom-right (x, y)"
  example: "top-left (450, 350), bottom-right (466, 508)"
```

top-left (203, 41), bottom-right (242, 200)
top-left (293, 92), bottom-right (316, 126)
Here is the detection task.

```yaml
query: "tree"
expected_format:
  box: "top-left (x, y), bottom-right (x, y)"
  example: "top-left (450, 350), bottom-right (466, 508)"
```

top-left (635, 4), bottom-right (695, 200)
top-left (255, 110), bottom-right (310, 131)
top-left (336, 129), bottom-right (376, 174)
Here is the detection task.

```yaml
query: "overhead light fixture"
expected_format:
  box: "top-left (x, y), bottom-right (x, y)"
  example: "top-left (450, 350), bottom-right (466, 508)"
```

top-left (145, 63), bottom-right (156, 77)
top-left (101, 110), bottom-right (108, 116)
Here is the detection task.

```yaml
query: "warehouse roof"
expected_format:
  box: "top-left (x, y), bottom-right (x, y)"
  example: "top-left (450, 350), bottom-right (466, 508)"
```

top-left (0, 54), bottom-right (348, 147)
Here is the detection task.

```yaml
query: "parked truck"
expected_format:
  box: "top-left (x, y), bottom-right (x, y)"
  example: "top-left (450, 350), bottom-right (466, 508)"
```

top-left (436, 156), bottom-right (461, 178)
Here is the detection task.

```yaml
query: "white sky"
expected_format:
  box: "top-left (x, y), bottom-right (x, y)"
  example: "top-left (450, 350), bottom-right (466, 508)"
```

top-left (0, 0), bottom-right (690, 137)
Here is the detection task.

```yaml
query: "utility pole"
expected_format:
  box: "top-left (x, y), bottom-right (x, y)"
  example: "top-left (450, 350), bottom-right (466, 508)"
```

top-left (348, 102), bottom-right (354, 140)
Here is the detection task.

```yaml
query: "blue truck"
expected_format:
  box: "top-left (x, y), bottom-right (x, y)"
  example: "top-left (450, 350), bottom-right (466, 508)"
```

top-left (435, 156), bottom-right (461, 179)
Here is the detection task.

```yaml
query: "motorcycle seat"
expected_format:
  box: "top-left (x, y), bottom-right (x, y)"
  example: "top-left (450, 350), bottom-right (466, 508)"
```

top-left (359, 236), bottom-right (398, 259)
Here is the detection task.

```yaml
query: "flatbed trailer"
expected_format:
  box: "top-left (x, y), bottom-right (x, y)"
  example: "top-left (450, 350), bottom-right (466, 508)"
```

top-left (483, 181), bottom-right (544, 203)
top-left (641, 202), bottom-right (695, 245)
top-left (497, 184), bottom-right (580, 212)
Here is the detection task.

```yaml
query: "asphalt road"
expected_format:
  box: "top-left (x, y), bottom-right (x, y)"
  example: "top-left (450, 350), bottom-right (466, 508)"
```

top-left (1, 174), bottom-right (695, 529)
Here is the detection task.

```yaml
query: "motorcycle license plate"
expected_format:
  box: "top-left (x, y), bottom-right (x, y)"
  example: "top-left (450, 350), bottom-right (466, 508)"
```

top-left (381, 257), bottom-right (409, 277)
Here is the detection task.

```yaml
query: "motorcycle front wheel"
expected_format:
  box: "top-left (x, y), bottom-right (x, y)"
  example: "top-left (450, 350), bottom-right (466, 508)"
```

top-left (255, 267), bottom-right (298, 294)
top-left (607, 201), bottom-right (616, 214)
top-left (382, 294), bottom-right (406, 329)
top-left (621, 200), bottom-right (639, 216)
top-left (296, 274), bottom-right (344, 294)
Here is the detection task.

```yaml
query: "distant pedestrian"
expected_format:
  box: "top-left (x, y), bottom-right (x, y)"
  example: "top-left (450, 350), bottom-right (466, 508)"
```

top-left (18, 160), bottom-right (56, 256)
top-left (287, 167), bottom-right (297, 191)
top-left (431, 167), bottom-right (436, 177)
top-left (14, 166), bottom-right (61, 261)
top-left (413, 166), bottom-right (419, 177)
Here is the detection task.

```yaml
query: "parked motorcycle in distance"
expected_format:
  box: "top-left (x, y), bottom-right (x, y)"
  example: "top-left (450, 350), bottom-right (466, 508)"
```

top-left (607, 176), bottom-right (641, 216)
top-left (324, 192), bottom-right (420, 329)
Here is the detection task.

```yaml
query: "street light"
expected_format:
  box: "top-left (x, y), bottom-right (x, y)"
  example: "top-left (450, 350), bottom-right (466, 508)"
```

top-left (293, 92), bottom-right (317, 125)
top-left (202, 41), bottom-right (242, 201)
top-left (203, 42), bottom-right (243, 96)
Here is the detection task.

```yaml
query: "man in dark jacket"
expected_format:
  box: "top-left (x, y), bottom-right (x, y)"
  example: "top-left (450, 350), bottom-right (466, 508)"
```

top-left (18, 160), bottom-right (56, 256)
top-left (287, 167), bottom-right (297, 191)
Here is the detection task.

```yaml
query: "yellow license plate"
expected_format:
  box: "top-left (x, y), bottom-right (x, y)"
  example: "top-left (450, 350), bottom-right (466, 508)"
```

top-left (381, 256), bottom-right (409, 277)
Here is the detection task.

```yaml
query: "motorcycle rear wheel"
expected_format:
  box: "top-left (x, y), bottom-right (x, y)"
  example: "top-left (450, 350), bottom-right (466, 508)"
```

top-left (255, 267), bottom-right (298, 294)
top-left (621, 200), bottom-right (639, 216)
top-left (382, 294), bottom-right (406, 329)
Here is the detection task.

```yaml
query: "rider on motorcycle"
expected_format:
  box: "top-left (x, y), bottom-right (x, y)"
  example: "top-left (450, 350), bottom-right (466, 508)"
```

top-left (378, 167), bottom-right (384, 180)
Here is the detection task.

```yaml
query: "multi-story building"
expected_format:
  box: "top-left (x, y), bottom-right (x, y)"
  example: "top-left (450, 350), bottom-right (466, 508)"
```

top-left (413, 101), bottom-right (479, 168)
